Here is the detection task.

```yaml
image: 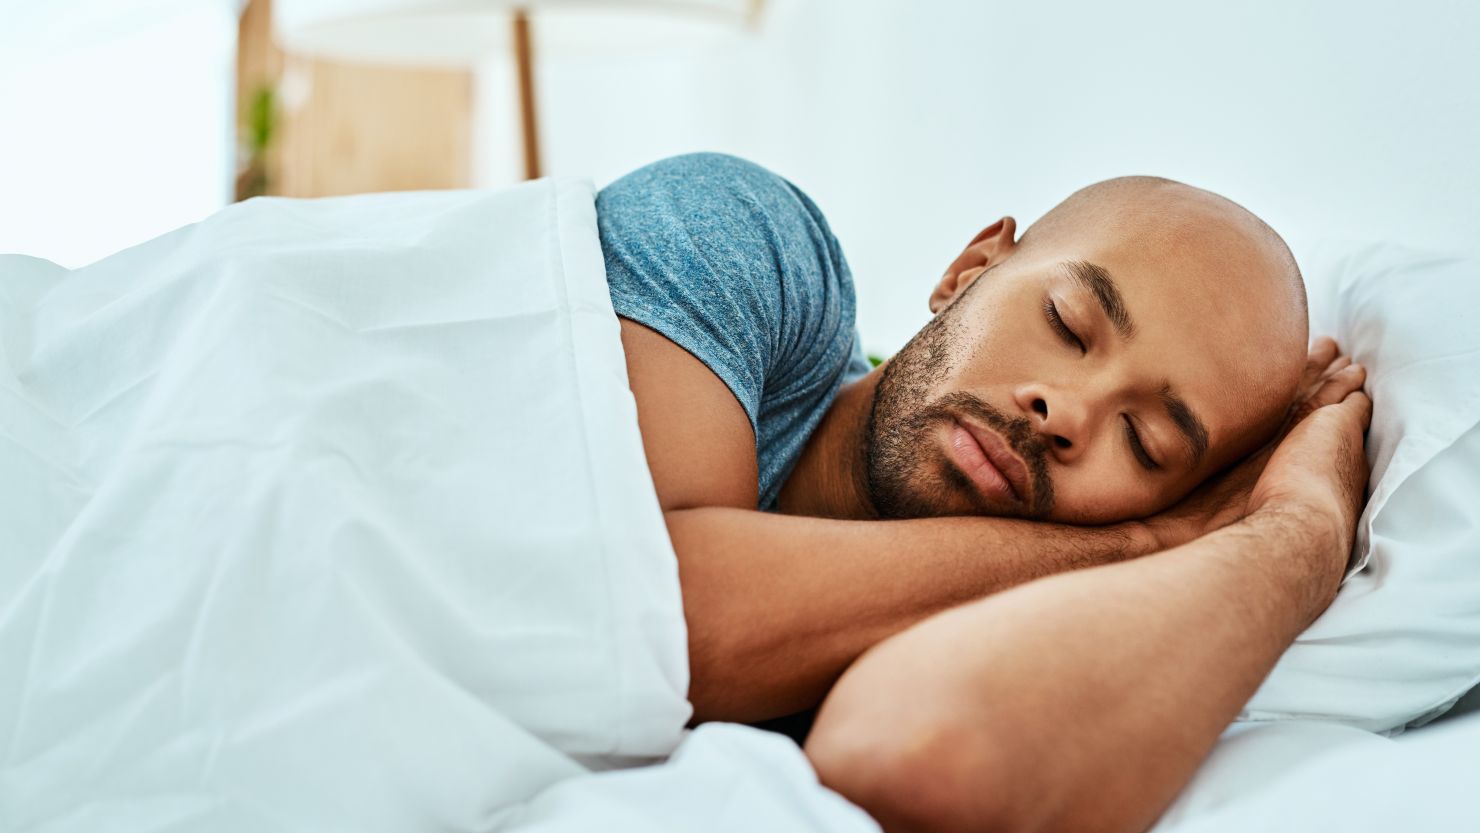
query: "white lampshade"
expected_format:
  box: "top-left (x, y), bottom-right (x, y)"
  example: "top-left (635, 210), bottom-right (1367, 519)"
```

top-left (274, 0), bottom-right (760, 66)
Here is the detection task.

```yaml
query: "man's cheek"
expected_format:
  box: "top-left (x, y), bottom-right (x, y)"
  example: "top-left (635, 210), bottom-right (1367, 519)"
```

top-left (1048, 481), bottom-right (1125, 525)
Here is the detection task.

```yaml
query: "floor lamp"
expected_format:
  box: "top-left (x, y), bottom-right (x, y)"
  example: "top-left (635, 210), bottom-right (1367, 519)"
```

top-left (274, 0), bottom-right (765, 181)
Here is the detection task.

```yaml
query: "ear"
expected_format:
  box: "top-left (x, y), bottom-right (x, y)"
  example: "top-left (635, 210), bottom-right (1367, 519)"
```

top-left (928, 216), bottom-right (1018, 313)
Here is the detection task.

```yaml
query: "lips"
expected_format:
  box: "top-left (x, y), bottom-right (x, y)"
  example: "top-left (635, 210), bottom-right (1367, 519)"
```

top-left (956, 419), bottom-right (1030, 504)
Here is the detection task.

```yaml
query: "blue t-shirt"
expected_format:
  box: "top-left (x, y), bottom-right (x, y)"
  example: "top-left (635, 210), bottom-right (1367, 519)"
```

top-left (597, 153), bottom-right (871, 510)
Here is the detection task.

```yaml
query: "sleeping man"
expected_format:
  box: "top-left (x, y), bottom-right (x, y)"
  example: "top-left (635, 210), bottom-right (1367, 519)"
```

top-left (603, 154), bottom-right (1372, 833)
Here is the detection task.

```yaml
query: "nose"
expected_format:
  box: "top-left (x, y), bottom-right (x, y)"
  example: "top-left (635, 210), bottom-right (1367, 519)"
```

top-left (1014, 383), bottom-right (1090, 461)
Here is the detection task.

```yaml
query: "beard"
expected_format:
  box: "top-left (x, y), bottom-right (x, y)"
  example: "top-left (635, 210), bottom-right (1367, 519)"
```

top-left (864, 289), bottom-right (1055, 520)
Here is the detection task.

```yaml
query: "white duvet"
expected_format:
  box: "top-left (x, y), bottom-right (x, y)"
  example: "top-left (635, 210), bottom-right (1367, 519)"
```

top-left (0, 179), bottom-right (873, 832)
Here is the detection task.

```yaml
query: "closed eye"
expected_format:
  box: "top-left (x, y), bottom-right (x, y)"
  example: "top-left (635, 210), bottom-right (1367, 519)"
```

top-left (1043, 298), bottom-right (1086, 354)
top-left (1123, 416), bottom-right (1161, 471)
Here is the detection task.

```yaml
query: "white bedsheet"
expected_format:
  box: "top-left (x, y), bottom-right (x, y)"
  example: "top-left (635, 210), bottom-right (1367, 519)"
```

top-left (0, 179), bottom-right (872, 831)
top-left (1155, 715), bottom-right (1480, 832)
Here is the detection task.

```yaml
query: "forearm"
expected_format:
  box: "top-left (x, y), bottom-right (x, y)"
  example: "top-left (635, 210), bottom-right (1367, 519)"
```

top-left (804, 506), bottom-right (1341, 833)
top-left (665, 506), bottom-right (1157, 723)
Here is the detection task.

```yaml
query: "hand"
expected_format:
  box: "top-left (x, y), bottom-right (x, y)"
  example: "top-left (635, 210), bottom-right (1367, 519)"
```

top-left (1245, 375), bottom-right (1373, 584)
top-left (1144, 338), bottom-right (1365, 550)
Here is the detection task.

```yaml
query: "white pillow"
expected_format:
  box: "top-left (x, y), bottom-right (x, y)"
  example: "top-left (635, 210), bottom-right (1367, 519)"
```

top-left (1237, 242), bottom-right (1480, 732)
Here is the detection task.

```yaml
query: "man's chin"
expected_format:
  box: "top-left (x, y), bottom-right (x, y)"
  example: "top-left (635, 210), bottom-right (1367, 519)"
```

top-left (871, 470), bottom-right (1024, 521)
top-left (942, 464), bottom-right (1032, 516)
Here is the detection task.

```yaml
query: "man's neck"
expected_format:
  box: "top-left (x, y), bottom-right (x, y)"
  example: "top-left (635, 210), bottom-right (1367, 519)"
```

top-left (776, 367), bottom-right (883, 519)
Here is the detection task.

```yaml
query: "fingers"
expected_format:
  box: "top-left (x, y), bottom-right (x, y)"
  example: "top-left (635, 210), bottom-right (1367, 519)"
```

top-left (1288, 362), bottom-right (1366, 426)
top-left (1285, 338), bottom-right (1363, 434)
top-left (1321, 365), bottom-right (1361, 394)
top-left (1312, 387), bottom-right (1373, 438)
top-left (1318, 355), bottom-right (1353, 382)
top-left (1341, 388), bottom-right (1374, 428)
top-left (1299, 338), bottom-right (1349, 403)
top-left (1334, 362), bottom-right (1365, 393)
top-left (1307, 336), bottom-right (1338, 366)
top-left (1301, 337), bottom-right (1340, 387)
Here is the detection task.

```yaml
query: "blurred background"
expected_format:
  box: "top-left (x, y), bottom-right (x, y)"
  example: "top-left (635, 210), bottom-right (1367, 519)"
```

top-left (2, 0), bottom-right (1477, 355)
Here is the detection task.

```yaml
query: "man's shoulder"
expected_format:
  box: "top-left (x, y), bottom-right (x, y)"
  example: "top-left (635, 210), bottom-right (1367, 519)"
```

top-left (597, 152), bottom-right (830, 235)
top-left (595, 153), bottom-right (866, 509)
top-left (601, 152), bottom-right (789, 194)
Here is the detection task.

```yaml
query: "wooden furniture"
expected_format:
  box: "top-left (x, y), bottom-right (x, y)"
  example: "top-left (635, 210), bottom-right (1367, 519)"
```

top-left (268, 0), bottom-right (765, 186)
top-left (235, 0), bottom-right (472, 199)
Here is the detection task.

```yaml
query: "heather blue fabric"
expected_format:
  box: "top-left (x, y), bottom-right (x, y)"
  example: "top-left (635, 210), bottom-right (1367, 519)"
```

top-left (597, 153), bottom-right (871, 511)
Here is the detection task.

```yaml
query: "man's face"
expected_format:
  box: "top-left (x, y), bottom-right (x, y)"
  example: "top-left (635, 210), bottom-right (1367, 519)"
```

top-left (865, 205), bottom-right (1304, 525)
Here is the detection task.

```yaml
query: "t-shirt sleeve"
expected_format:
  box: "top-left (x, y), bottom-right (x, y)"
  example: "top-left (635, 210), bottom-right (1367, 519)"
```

top-left (596, 152), bottom-right (860, 436)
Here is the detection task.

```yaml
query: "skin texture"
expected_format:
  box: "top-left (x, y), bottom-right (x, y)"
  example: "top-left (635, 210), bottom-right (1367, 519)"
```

top-left (615, 172), bottom-right (1371, 833)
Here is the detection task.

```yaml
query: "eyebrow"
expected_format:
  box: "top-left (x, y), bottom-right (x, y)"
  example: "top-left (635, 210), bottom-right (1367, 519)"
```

top-left (1062, 260), bottom-right (1136, 341)
top-left (1159, 383), bottom-right (1210, 467)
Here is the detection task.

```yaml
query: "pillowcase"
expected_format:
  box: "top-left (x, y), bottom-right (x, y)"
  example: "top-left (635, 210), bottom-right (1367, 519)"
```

top-left (1237, 241), bottom-right (1480, 732)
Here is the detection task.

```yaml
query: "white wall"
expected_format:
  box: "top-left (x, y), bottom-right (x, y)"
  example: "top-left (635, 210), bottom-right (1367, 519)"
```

top-left (0, 0), bottom-right (239, 268)
top-left (475, 0), bottom-right (1480, 355)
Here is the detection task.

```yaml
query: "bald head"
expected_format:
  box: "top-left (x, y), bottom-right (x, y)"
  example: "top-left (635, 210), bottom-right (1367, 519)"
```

top-left (1021, 176), bottom-right (1306, 325)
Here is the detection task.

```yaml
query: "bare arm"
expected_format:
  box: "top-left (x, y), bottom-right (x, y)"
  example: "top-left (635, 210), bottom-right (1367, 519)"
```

top-left (803, 366), bottom-right (1372, 833)
top-left (618, 319), bottom-right (1160, 723)
top-left (668, 507), bottom-right (1153, 722)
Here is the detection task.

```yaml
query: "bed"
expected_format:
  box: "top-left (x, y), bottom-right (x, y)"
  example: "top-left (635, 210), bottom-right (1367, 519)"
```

top-left (1, 178), bottom-right (1477, 832)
